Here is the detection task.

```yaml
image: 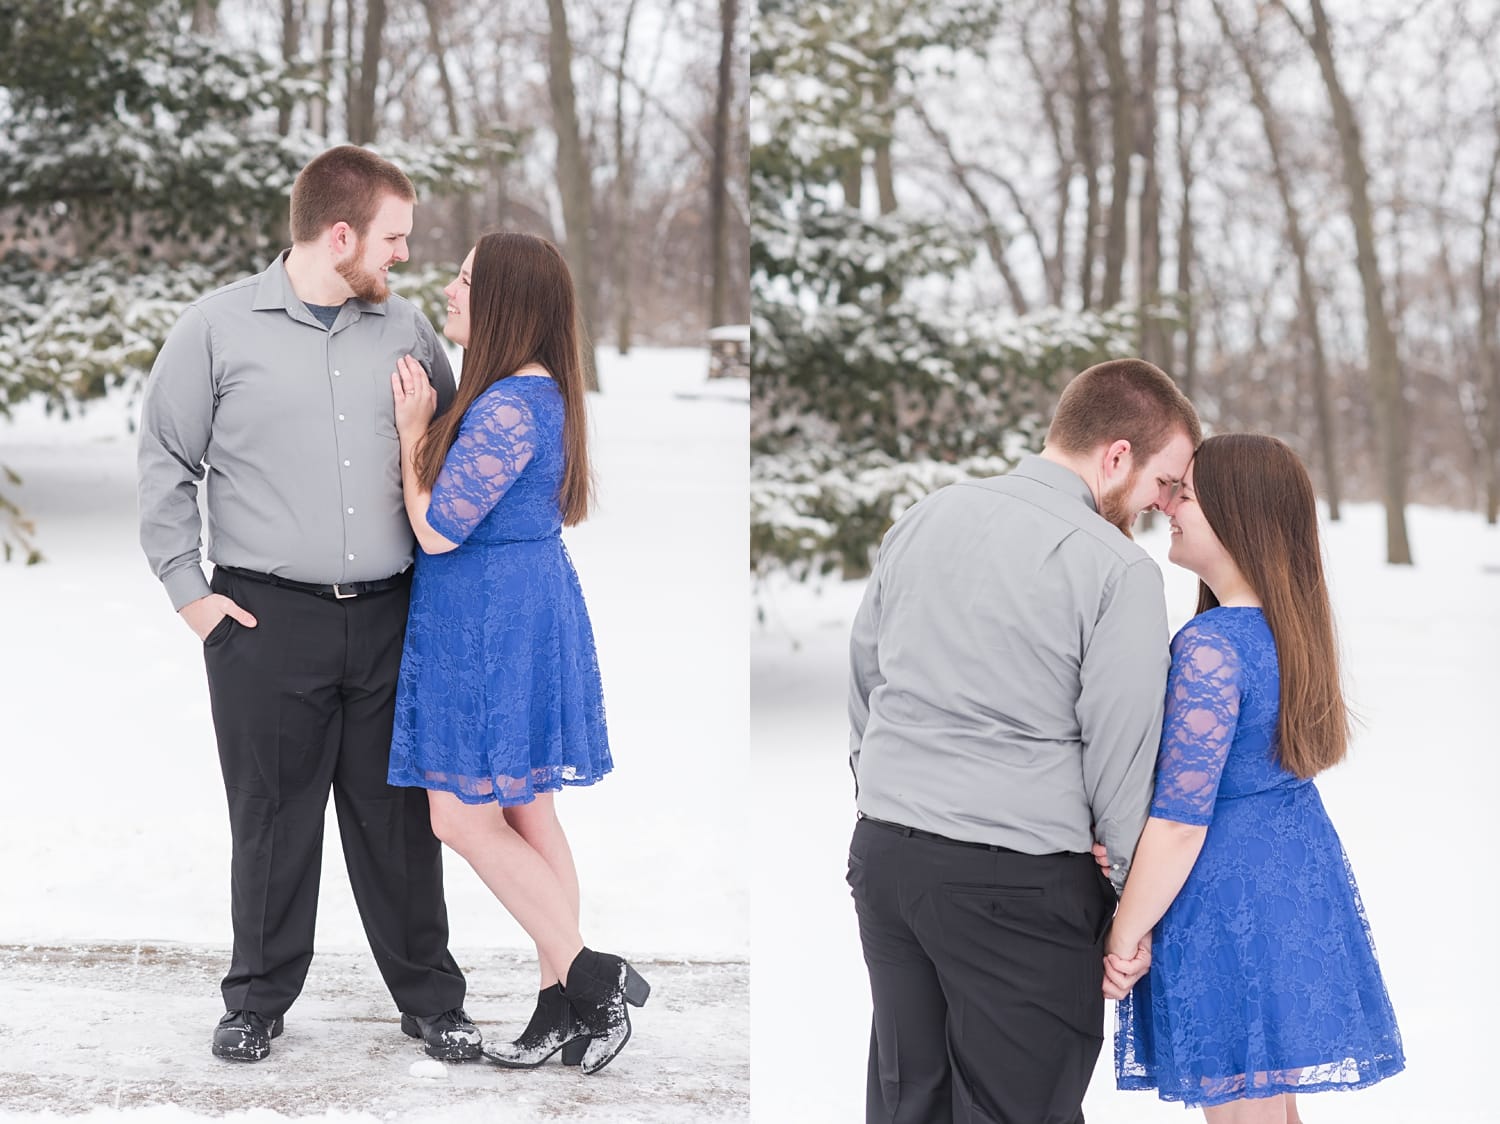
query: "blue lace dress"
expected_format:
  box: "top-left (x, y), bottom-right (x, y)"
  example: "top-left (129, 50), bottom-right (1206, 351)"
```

top-left (387, 375), bottom-right (611, 805)
top-left (1115, 608), bottom-right (1403, 1107)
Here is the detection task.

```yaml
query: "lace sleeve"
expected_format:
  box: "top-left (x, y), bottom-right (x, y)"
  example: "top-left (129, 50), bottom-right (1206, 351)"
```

top-left (426, 389), bottom-right (536, 545)
top-left (1149, 619), bottom-right (1242, 825)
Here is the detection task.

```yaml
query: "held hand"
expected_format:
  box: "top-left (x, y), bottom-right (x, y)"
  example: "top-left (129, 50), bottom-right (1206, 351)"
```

top-left (179, 594), bottom-right (258, 641)
top-left (1101, 933), bottom-right (1152, 1000)
top-left (1091, 842), bottom-right (1111, 875)
top-left (391, 354), bottom-right (437, 440)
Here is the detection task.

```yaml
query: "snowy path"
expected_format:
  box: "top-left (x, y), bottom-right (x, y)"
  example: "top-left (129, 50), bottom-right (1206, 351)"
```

top-left (0, 943), bottom-right (746, 1122)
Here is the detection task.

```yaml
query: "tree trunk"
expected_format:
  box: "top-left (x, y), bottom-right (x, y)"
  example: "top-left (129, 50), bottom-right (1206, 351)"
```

top-left (873, 73), bottom-right (897, 216)
top-left (547, 0), bottom-right (599, 391)
top-left (709, 0), bottom-right (738, 327)
top-left (1101, 0), bottom-right (1133, 308)
top-left (310, 0), bottom-right (334, 137)
top-left (1480, 139), bottom-right (1500, 524)
top-left (1136, 0), bottom-right (1164, 363)
top-left (1286, 0), bottom-right (1410, 562)
top-left (420, 0), bottom-right (473, 258)
top-left (612, 0), bottom-right (641, 353)
top-left (1215, 0), bottom-right (1341, 519)
top-left (1070, 0), bottom-right (1100, 308)
top-left (348, 0), bottom-right (386, 145)
top-left (343, 0), bottom-right (356, 141)
top-left (277, 0), bottom-right (300, 137)
top-left (190, 0), bottom-right (218, 36)
top-left (1171, 0), bottom-right (1196, 399)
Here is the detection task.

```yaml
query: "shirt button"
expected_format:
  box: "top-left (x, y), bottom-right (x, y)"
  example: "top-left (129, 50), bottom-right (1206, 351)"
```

top-left (334, 369), bottom-right (342, 377)
top-left (343, 459), bottom-right (351, 467)
top-left (347, 507), bottom-right (355, 515)
top-left (347, 553), bottom-right (355, 561)
top-left (338, 414), bottom-right (346, 421)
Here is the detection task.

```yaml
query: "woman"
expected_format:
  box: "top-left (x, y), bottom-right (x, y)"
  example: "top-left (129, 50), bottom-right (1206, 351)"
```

top-left (386, 232), bottom-right (647, 1075)
top-left (1104, 435), bottom-right (1403, 1121)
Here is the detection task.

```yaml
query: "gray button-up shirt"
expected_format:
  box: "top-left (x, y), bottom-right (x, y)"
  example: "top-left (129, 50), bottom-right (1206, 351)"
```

top-left (849, 454), bottom-right (1170, 888)
top-left (138, 252), bottom-right (457, 610)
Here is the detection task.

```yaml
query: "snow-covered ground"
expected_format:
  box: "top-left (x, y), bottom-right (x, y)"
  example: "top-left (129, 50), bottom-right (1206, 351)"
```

top-left (752, 502), bottom-right (1500, 1123)
top-left (0, 348), bottom-right (749, 1122)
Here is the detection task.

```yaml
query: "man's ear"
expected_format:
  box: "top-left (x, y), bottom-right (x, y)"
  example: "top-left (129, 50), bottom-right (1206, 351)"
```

top-left (1104, 438), bottom-right (1133, 477)
top-left (328, 221), bottom-right (354, 255)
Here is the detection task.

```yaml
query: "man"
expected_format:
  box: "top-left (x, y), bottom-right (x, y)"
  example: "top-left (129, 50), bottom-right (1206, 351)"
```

top-left (847, 358), bottom-right (1201, 1123)
top-left (138, 146), bottom-right (477, 1063)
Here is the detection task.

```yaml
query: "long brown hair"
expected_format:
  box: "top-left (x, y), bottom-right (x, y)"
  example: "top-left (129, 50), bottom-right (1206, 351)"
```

top-left (414, 232), bottom-right (594, 525)
top-left (1192, 434), bottom-right (1347, 778)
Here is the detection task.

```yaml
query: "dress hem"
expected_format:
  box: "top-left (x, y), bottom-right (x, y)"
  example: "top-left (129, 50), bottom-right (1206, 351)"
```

top-left (387, 768), bottom-right (612, 808)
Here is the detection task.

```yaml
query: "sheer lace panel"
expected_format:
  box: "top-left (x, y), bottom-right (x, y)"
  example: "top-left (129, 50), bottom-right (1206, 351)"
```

top-left (1150, 621), bottom-right (1242, 825)
top-left (427, 390), bottom-right (537, 545)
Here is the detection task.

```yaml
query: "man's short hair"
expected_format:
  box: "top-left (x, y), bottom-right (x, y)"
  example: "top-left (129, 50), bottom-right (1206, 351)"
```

top-left (1046, 358), bottom-right (1201, 460)
top-left (289, 145), bottom-right (416, 244)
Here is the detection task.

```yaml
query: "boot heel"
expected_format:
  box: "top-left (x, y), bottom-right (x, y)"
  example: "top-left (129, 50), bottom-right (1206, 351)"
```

top-left (561, 1037), bottom-right (588, 1066)
top-left (623, 964), bottom-right (651, 1007)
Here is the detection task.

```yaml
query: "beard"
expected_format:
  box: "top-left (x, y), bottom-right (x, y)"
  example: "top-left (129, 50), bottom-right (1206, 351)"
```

top-left (336, 238), bottom-right (391, 303)
top-left (1098, 468), bottom-right (1143, 538)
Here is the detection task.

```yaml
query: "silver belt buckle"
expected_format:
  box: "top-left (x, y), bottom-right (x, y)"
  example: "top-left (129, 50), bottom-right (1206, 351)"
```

top-left (332, 583), bottom-right (356, 600)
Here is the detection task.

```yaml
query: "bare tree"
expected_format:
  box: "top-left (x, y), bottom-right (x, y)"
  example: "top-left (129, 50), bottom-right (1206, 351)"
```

top-left (1280, 0), bottom-right (1410, 562)
top-left (1214, 0), bottom-right (1341, 519)
top-left (1018, 16), bottom-right (1070, 305)
top-left (1070, 0), bottom-right (1101, 308)
top-left (709, 0), bottom-right (738, 327)
top-left (1136, 0), bottom-right (1165, 363)
top-left (1480, 135), bottom-right (1500, 523)
top-left (547, 0), bottom-right (599, 390)
top-left (309, 0), bottom-right (335, 138)
top-left (348, 0), bottom-right (387, 144)
top-left (1170, 0), bottom-right (1197, 398)
top-left (1101, 0), bottom-right (1134, 307)
top-left (612, 0), bottom-right (641, 352)
top-left (277, 0), bottom-right (301, 137)
top-left (419, 0), bottom-right (474, 256)
top-left (914, 103), bottom-right (1030, 314)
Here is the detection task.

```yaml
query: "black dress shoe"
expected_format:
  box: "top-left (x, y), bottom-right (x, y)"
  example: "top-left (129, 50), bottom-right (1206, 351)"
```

top-left (212, 1010), bottom-right (284, 1061)
top-left (401, 1007), bottom-right (483, 1060)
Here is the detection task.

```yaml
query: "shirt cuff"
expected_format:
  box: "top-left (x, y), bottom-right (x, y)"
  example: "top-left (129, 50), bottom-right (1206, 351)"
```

top-left (163, 564), bottom-right (212, 611)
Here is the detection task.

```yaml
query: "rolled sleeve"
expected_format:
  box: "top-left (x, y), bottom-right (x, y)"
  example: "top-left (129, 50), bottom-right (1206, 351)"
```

top-left (1077, 557), bottom-right (1170, 888)
top-left (415, 313), bottom-right (457, 415)
top-left (137, 307), bottom-right (216, 610)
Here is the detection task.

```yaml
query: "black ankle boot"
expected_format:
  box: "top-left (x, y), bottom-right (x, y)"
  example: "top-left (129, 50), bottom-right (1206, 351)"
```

top-left (482, 983), bottom-right (588, 1068)
top-left (561, 947), bottom-right (650, 1075)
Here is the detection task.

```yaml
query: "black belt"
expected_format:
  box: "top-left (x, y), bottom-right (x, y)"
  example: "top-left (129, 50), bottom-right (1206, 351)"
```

top-left (218, 565), bottom-right (409, 601)
top-left (859, 814), bottom-right (1023, 855)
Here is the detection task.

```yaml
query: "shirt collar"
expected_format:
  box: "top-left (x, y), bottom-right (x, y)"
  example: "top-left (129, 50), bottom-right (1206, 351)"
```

top-left (1009, 454), bottom-right (1099, 514)
top-left (251, 249), bottom-right (389, 320)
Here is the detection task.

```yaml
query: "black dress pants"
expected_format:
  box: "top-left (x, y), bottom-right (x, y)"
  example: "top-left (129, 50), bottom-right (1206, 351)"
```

top-left (202, 566), bottom-right (466, 1021)
top-left (848, 816), bottom-right (1116, 1124)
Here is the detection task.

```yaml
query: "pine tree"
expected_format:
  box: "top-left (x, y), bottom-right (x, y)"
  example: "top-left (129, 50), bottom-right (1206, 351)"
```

top-left (752, 0), bottom-right (1138, 578)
